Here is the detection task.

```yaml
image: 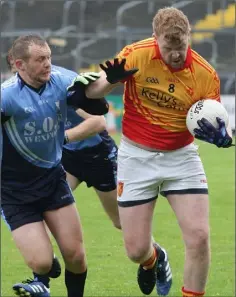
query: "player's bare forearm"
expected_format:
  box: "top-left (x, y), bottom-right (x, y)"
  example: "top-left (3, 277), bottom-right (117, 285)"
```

top-left (85, 58), bottom-right (138, 98)
top-left (65, 115), bottom-right (106, 142)
top-left (85, 71), bottom-right (118, 99)
top-left (76, 108), bottom-right (106, 120)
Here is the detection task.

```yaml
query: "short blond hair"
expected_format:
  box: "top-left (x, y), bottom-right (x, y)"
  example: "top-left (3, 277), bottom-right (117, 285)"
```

top-left (152, 7), bottom-right (191, 40)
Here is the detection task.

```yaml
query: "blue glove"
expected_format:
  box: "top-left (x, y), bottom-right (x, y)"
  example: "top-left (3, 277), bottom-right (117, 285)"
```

top-left (194, 117), bottom-right (234, 148)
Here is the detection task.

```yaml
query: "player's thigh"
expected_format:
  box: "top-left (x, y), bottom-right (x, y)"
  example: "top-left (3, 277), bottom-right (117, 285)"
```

top-left (118, 200), bottom-right (156, 255)
top-left (94, 189), bottom-right (120, 228)
top-left (12, 221), bottom-right (53, 270)
top-left (44, 203), bottom-right (85, 263)
top-left (117, 139), bottom-right (160, 206)
top-left (66, 171), bottom-right (80, 191)
top-left (160, 144), bottom-right (209, 245)
top-left (1, 194), bottom-right (53, 270)
top-left (91, 146), bottom-right (118, 224)
top-left (167, 193), bottom-right (209, 246)
top-left (40, 170), bottom-right (85, 263)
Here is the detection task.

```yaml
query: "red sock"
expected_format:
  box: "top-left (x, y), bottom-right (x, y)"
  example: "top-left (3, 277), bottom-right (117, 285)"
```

top-left (182, 286), bottom-right (205, 297)
top-left (141, 248), bottom-right (157, 270)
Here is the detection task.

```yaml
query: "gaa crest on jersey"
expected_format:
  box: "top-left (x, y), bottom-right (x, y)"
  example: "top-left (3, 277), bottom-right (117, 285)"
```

top-left (117, 181), bottom-right (124, 197)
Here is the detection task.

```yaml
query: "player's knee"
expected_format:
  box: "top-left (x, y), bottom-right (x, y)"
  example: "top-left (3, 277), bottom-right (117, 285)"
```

top-left (27, 257), bottom-right (53, 275)
top-left (185, 226), bottom-right (209, 251)
top-left (125, 242), bottom-right (149, 263)
top-left (64, 245), bottom-right (86, 268)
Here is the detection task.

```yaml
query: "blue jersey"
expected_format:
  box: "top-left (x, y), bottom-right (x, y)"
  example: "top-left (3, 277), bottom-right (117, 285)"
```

top-left (51, 65), bottom-right (77, 77)
top-left (54, 65), bottom-right (108, 151)
top-left (1, 70), bottom-right (77, 168)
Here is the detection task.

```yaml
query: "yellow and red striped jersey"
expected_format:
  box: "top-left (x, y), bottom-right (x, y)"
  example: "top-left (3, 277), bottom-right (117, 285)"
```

top-left (116, 37), bottom-right (220, 150)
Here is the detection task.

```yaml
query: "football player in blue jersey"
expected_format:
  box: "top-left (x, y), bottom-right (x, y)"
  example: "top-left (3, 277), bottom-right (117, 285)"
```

top-left (51, 65), bottom-right (120, 229)
top-left (1, 35), bottom-right (111, 297)
top-left (4, 53), bottom-right (119, 233)
top-left (63, 107), bottom-right (120, 228)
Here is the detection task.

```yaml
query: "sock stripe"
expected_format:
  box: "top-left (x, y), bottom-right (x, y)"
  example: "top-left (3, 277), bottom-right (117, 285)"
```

top-left (142, 247), bottom-right (157, 269)
top-left (182, 286), bottom-right (205, 296)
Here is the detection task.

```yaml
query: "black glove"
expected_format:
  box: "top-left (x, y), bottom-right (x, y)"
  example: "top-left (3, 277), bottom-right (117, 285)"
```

top-left (100, 58), bottom-right (139, 84)
top-left (194, 117), bottom-right (234, 148)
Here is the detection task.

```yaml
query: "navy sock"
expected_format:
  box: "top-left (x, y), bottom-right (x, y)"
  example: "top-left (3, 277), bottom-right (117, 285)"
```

top-left (33, 272), bottom-right (50, 288)
top-left (48, 256), bottom-right (61, 278)
top-left (32, 255), bottom-right (61, 288)
top-left (65, 269), bottom-right (87, 297)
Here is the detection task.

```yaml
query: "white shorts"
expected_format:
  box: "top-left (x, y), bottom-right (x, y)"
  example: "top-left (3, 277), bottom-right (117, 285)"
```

top-left (117, 139), bottom-right (208, 206)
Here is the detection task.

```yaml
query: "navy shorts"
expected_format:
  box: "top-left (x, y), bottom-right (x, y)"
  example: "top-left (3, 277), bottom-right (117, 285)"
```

top-left (1, 165), bottom-right (75, 231)
top-left (62, 142), bottom-right (117, 192)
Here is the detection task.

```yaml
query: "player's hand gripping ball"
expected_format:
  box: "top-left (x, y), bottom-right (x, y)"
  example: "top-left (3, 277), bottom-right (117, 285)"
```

top-left (186, 99), bottom-right (233, 148)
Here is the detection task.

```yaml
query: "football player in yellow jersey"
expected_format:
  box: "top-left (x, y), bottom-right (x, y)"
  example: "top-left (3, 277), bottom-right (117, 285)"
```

top-left (85, 7), bottom-right (233, 297)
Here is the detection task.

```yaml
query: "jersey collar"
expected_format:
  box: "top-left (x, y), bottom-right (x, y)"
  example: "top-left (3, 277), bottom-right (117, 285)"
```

top-left (152, 42), bottom-right (192, 72)
top-left (17, 73), bottom-right (46, 94)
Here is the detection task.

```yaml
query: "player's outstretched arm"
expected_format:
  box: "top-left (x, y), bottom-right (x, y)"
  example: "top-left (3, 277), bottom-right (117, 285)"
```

top-left (64, 110), bottom-right (106, 143)
top-left (194, 117), bottom-right (234, 148)
top-left (85, 58), bottom-right (139, 99)
top-left (67, 73), bottom-right (109, 115)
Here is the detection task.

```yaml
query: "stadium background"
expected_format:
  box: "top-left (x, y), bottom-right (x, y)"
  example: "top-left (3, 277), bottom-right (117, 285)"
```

top-left (1, 0), bottom-right (235, 132)
top-left (1, 1), bottom-right (235, 296)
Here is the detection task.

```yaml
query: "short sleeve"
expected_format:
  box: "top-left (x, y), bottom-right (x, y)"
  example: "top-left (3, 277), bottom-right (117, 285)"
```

top-left (116, 44), bottom-right (135, 70)
top-left (1, 88), bottom-right (13, 117)
top-left (51, 65), bottom-right (79, 91)
top-left (58, 72), bottom-right (78, 90)
top-left (204, 71), bottom-right (221, 102)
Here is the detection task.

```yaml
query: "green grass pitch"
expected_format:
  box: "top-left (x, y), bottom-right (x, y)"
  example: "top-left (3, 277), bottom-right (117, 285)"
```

top-left (1, 135), bottom-right (235, 296)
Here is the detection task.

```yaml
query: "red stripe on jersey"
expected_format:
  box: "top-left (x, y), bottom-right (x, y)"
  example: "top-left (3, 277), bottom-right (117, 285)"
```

top-left (192, 56), bottom-right (213, 74)
top-left (192, 51), bottom-right (214, 71)
top-left (133, 45), bottom-right (155, 51)
top-left (134, 40), bottom-right (155, 46)
top-left (123, 80), bottom-right (194, 150)
top-left (133, 39), bottom-right (155, 46)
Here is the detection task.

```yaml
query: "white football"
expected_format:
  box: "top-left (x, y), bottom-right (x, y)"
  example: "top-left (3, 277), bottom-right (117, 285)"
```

top-left (186, 99), bottom-right (229, 136)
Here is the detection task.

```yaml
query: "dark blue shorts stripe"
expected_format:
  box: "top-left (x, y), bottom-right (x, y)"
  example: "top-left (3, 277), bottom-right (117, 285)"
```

top-left (161, 188), bottom-right (209, 197)
top-left (1, 209), bottom-right (11, 230)
top-left (118, 196), bottom-right (157, 207)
